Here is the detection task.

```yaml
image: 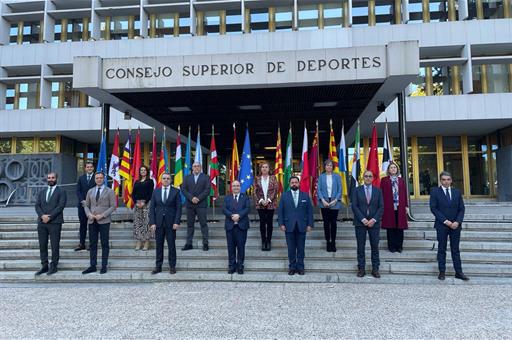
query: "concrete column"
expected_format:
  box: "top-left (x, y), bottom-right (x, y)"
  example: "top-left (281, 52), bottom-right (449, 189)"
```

top-left (40, 64), bottom-right (52, 109)
top-left (462, 43), bottom-right (473, 94)
top-left (190, 1), bottom-right (196, 36)
top-left (402, 0), bottom-right (409, 23)
top-left (0, 68), bottom-right (7, 109)
top-left (140, 0), bottom-right (149, 38)
top-left (458, 0), bottom-right (469, 20)
top-left (91, 0), bottom-right (101, 41)
top-left (292, 0), bottom-right (298, 30)
top-left (39, 20), bottom-right (44, 43)
top-left (0, 3), bottom-right (11, 45)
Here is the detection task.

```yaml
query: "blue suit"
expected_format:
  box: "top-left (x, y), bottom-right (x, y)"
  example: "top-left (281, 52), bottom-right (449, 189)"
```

top-left (149, 186), bottom-right (182, 269)
top-left (76, 173), bottom-right (96, 247)
top-left (317, 172), bottom-right (342, 210)
top-left (278, 190), bottom-right (314, 271)
top-left (430, 186), bottom-right (465, 273)
top-left (223, 194), bottom-right (250, 271)
top-left (351, 185), bottom-right (384, 270)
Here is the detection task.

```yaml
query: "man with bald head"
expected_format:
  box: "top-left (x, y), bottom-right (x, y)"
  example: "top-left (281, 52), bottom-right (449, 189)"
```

top-left (181, 161), bottom-right (211, 251)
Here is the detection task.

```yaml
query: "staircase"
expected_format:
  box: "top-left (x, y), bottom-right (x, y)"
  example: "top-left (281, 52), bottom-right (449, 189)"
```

top-left (0, 209), bottom-right (511, 285)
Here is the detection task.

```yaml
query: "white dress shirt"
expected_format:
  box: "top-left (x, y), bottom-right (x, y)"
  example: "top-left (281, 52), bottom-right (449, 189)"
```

top-left (161, 186), bottom-right (170, 202)
top-left (260, 176), bottom-right (269, 203)
top-left (326, 174), bottom-right (333, 198)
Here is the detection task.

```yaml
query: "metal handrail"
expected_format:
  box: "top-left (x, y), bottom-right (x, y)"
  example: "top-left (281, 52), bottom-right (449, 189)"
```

top-left (3, 188), bottom-right (17, 207)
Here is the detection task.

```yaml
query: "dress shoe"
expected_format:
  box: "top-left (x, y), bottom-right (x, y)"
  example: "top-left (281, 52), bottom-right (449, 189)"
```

top-left (35, 266), bottom-right (49, 276)
top-left (397, 248), bottom-right (403, 253)
top-left (455, 272), bottom-right (469, 281)
top-left (261, 241), bottom-right (266, 251)
top-left (389, 248), bottom-right (396, 253)
top-left (151, 267), bottom-right (162, 275)
top-left (297, 270), bottom-right (305, 275)
top-left (169, 268), bottom-right (176, 274)
top-left (267, 241), bottom-right (271, 251)
top-left (74, 244), bottom-right (86, 252)
top-left (332, 243), bottom-right (337, 252)
top-left (357, 269), bottom-right (365, 277)
top-left (228, 268), bottom-right (236, 274)
top-left (82, 266), bottom-right (97, 275)
top-left (438, 271), bottom-right (446, 280)
top-left (135, 241), bottom-right (142, 251)
top-left (143, 241), bottom-right (150, 251)
top-left (100, 267), bottom-right (107, 274)
top-left (288, 269), bottom-right (295, 275)
top-left (237, 268), bottom-right (244, 275)
top-left (182, 244), bottom-right (193, 251)
top-left (47, 266), bottom-right (58, 275)
top-left (371, 270), bottom-right (381, 278)
top-left (202, 243), bottom-right (209, 251)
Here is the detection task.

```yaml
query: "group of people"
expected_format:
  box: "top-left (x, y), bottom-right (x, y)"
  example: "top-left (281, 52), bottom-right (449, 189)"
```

top-left (34, 159), bottom-right (469, 281)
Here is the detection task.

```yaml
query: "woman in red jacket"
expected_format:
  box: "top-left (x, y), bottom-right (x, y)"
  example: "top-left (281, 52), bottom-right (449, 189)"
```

top-left (381, 162), bottom-right (409, 253)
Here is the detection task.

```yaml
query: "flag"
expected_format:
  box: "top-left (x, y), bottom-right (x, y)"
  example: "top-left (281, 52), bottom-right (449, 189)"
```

top-left (150, 128), bottom-right (158, 188)
top-left (350, 121), bottom-right (361, 195)
top-left (367, 125), bottom-right (381, 187)
top-left (131, 128), bottom-right (142, 183)
top-left (300, 124), bottom-right (310, 193)
top-left (194, 126), bottom-right (202, 169)
top-left (119, 131), bottom-right (134, 208)
top-left (96, 129), bottom-right (108, 181)
top-left (328, 119), bottom-right (340, 174)
top-left (184, 127), bottom-right (192, 177)
top-left (208, 125), bottom-right (219, 204)
top-left (283, 124), bottom-right (293, 192)
top-left (174, 126), bottom-right (183, 189)
top-left (108, 129), bottom-right (121, 206)
top-left (274, 125), bottom-right (284, 196)
top-left (309, 121), bottom-right (319, 206)
top-left (230, 123), bottom-right (239, 191)
top-left (239, 127), bottom-right (254, 193)
top-left (157, 128), bottom-right (168, 188)
top-left (339, 123), bottom-right (349, 206)
top-left (382, 120), bottom-right (392, 174)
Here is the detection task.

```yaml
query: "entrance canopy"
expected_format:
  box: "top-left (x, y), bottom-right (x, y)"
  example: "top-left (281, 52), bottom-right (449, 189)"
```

top-left (73, 41), bottom-right (419, 156)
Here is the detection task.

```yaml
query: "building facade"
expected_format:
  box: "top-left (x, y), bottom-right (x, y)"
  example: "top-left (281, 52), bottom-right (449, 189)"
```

top-left (0, 0), bottom-right (511, 205)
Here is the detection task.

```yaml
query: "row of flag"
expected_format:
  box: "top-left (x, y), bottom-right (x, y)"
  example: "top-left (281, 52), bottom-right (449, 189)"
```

top-left (95, 119), bottom-right (393, 208)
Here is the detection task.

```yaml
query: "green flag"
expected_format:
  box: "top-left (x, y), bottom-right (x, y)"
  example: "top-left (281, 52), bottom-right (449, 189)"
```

top-left (284, 125), bottom-right (293, 192)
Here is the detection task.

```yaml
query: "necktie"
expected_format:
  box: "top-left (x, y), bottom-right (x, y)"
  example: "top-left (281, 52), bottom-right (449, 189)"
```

top-left (87, 174), bottom-right (91, 182)
top-left (445, 188), bottom-right (451, 201)
top-left (235, 195), bottom-right (238, 203)
top-left (95, 188), bottom-right (101, 202)
top-left (163, 187), bottom-right (168, 203)
top-left (293, 191), bottom-right (298, 208)
top-left (366, 186), bottom-right (371, 204)
top-left (46, 187), bottom-right (53, 202)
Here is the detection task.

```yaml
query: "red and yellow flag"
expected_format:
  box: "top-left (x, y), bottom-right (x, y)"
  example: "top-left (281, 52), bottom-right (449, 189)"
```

top-left (230, 123), bottom-right (239, 191)
top-left (275, 125), bottom-right (284, 196)
top-left (329, 119), bottom-right (340, 174)
top-left (119, 131), bottom-right (134, 209)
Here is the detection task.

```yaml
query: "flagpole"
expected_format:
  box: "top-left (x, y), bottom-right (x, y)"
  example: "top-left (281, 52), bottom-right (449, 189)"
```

top-left (212, 124), bottom-right (215, 219)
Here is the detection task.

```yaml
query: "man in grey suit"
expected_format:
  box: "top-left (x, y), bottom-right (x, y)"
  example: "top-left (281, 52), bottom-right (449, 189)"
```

top-left (34, 172), bottom-right (67, 276)
top-left (82, 172), bottom-right (117, 275)
top-left (180, 162), bottom-right (211, 251)
top-left (351, 170), bottom-right (384, 278)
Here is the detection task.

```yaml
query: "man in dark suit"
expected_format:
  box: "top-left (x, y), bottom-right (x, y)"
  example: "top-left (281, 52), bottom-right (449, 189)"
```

top-left (278, 176), bottom-right (314, 275)
top-left (35, 172), bottom-right (67, 275)
top-left (82, 172), bottom-right (117, 275)
top-left (75, 161), bottom-right (95, 251)
top-left (351, 170), bottom-right (384, 278)
top-left (430, 171), bottom-right (468, 281)
top-left (180, 161), bottom-right (211, 251)
top-left (149, 172), bottom-right (182, 275)
top-left (222, 180), bottom-right (250, 274)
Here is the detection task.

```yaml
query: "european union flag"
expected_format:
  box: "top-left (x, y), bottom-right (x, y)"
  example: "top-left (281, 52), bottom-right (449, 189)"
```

top-left (239, 127), bottom-right (253, 193)
top-left (96, 130), bottom-right (108, 185)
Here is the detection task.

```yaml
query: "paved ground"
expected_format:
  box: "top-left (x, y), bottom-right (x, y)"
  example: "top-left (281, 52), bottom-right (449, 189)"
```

top-left (0, 282), bottom-right (511, 339)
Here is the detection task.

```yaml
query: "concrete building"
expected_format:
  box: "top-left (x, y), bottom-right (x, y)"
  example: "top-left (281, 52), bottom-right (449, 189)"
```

top-left (0, 0), bottom-right (511, 205)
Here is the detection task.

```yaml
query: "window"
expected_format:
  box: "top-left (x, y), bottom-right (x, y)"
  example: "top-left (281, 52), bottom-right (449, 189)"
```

top-left (39, 137), bottom-right (57, 153)
top-left (154, 13), bottom-right (175, 38)
top-left (298, 5), bottom-right (319, 30)
top-left (54, 19), bottom-right (88, 42)
top-left (324, 3), bottom-right (343, 28)
top-left (9, 24), bottom-right (18, 45)
top-left (417, 137), bottom-right (438, 195)
top-left (250, 8), bottom-right (269, 32)
top-left (275, 7), bottom-right (293, 31)
top-left (442, 136), bottom-right (463, 191)
top-left (0, 138), bottom-right (12, 153)
top-left (468, 0), bottom-right (506, 19)
top-left (18, 83), bottom-right (39, 110)
top-left (15, 138), bottom-right (34, 154)
top-left (468, 136), bottom-right (490, 195)
top-left (204, 11), bottom-right (221, 35)
top-left (5, 85), bottom-right (15, 110)
top-left (21, 22), bottom-right (41, 44)
top-left (225, 10), bottom-right (242, 34)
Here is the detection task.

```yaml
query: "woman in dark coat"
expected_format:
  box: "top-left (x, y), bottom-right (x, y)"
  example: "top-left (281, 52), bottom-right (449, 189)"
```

top-left (381, 162), bottom-right (409, 253)
top-left (132, 165), bottom-right (154, 251)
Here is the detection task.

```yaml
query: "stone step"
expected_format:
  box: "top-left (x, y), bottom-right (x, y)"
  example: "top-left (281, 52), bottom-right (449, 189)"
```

top-left (412, 213), bottom-right (512, 222)
top-left (2, 229), bottom-right (511, 242)
top-left (2, 258), bottom-right (511, 277)
top-left (1, 248), bottom-right (509, 264)
top-left (1, 270), bottom-right (511, 285)
top-left (0, 238), bottom-right (511, 252)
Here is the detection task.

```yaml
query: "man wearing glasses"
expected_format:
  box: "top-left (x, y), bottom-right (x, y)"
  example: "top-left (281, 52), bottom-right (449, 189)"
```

top-left (351, 170), bottom-right (384, 278)
top-left (429, 171), bottom-right (468, 281)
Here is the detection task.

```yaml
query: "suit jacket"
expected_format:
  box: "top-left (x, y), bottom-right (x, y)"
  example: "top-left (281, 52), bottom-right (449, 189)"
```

top-left (277, 190), bottom-right (314, 233)
top-left (35, 186), bottom-right (67, 225)
top-left (429, 186), bottom-right (465, 229)
top-left (149, 186), bottom-right (182, 227)
top-left (76, 173), bottom-right (96, 207)
top-left (84, 186), bottom-right (117, 224)
top-left (351, 185), bottom-right (384, 227)
top-left (180, 173), bottom-right (211, 208)
top-left (223, 193), bottom-right (251, 231)
top-left (317, 172), bottom-right (342, 210)
top-left (253, 175), bottom-right (279, 210)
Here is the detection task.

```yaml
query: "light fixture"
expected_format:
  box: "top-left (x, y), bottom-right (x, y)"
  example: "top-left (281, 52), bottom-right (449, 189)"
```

top-left (255, 156), bottom-right (265, 159)
top-left (255, 131), bottom-right (272, 135)
top-left (313, 101), bottom-right (337, 108)
top-left (124, 111), bottom-right (132, 120)
top-left (264, 146), bottom-right (276, 150)
top-left (238, 105), bottom-right (262, 110)
top-left (168, 106), bottom-right (192, 112)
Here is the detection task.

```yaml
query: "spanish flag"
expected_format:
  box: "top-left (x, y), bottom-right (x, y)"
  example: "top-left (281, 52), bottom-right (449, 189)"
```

top-left (329, 119), bottom-right (340, 174)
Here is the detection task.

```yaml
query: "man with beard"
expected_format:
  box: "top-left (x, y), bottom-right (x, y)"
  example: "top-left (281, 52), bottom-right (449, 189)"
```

top-left (278, 176), bottom-right (314, 275)
top-left (34, 172), bottom-right (67, 275)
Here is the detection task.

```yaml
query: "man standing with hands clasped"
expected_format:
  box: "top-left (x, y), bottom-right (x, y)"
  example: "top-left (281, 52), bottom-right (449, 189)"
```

top-left (149, 172), bottom-right (182, 275)
top-left (351, 170), bottom-right (384, 278)
top-left (430, 171), bottom-right (468, 281)
top-left (278, 176), bottom-right (314, 276)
